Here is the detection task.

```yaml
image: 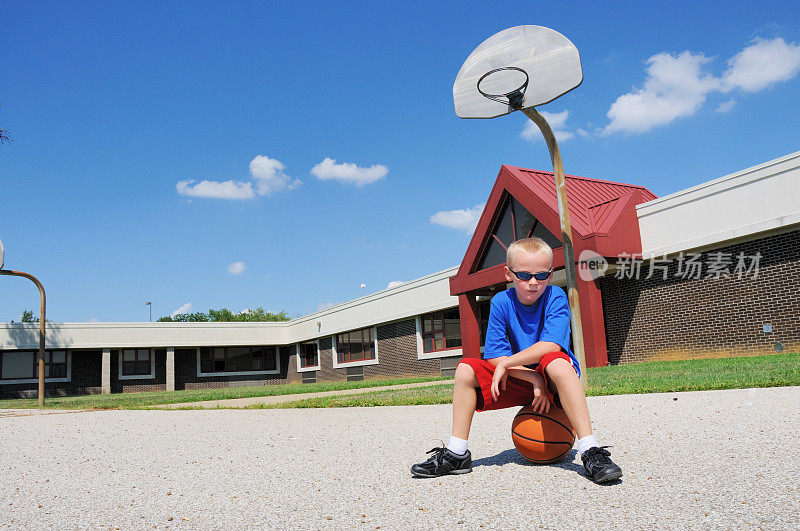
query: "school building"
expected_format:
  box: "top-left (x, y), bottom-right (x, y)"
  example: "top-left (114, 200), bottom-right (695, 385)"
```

top-left (1, 151), bottom-right (798, 398)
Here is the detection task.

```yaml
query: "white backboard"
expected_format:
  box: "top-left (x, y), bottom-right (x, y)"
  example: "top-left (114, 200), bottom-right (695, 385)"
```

top-left (453, 25), bottom-right (583, 119)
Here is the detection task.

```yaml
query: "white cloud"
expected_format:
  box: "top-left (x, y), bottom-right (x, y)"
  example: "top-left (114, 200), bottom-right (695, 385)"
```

top-left (430, 203), bottom-right (485, 232)
top-left (249, 155), bottom-right (302, 195)
top-left (716, 99), bottom-right (737, 113)
top-left (602, 37), bottom-right (800, 135)
top-left (387, 281), bottom-right (404, 289)
top-left (603, 51), bottom-right (721, 134)
top-left (521, 110), bottom-right (575, 142)
top-left (311, 157), bottom-right (388, 186)
top-left (227, 261), bottom-right (247, 275)
top-left (176, 155), bottom-right (300, 200)
top-left (722, 38), bottom-right (800, 92)
top-left (176, 179), bottom-right (255, 200)
top-left (576, 128), bottom-right (590, 138)
top-left (171, 302), bottom-right (193, 317)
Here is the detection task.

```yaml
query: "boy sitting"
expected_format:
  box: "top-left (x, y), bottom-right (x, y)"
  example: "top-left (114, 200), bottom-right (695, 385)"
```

top-left (411, 237), bottom-right (622, 483)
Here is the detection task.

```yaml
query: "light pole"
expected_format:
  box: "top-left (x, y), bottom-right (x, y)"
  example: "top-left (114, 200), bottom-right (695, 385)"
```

top-left (0, 237), bottom-right (47, 406)
top-left (145, 301), bottom-right (152, 322)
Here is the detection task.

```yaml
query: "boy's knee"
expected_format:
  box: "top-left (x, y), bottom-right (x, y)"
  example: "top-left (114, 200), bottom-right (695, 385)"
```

top-left (455, 362), bottom-right (478, 385)
top-left (545, 358), bottom-right (576, 382)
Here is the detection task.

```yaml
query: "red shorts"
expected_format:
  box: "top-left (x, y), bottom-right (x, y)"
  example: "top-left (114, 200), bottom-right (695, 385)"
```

top-left (458, 352), bottom-right (575, 412)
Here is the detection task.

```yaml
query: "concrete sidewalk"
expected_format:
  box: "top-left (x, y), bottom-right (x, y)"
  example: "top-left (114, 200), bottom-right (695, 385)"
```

top-left (156, 378), bottom-right (455, 409)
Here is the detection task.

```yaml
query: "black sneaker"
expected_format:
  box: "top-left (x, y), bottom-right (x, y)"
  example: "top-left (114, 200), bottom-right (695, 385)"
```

top-left (581, 446), bottom-right (623, 483)
top-left (411, 446), bottom-right (472, 478)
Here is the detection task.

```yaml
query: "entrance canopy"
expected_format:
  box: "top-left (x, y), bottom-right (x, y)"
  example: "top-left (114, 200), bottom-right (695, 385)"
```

top-left (450, 165), bottom-right (657, 297)
top-left (449, 164), bottom-right (657, 367)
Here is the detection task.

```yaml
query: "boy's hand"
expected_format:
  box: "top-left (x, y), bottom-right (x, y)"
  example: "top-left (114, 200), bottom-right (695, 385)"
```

top-left (490, 360), bottom-right (509, 401)
top-left (530, 372), bottom-right (551, 414)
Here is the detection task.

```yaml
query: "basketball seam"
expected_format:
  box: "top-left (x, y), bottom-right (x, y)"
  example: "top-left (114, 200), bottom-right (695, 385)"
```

top-left (511, 431), bottom-right (574, 446)
top-left (514, 412), bottom-right (574, 435)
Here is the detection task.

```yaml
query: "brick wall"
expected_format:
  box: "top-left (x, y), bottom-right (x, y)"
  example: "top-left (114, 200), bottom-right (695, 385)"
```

top-left (112, 349), bottom-right (167, 393)
top-left (364, 319), bottom-right (440, 379)
top-left (600, 229), bottom-right (800, 364)
top-left (316, 337), bottom-right (345, 382)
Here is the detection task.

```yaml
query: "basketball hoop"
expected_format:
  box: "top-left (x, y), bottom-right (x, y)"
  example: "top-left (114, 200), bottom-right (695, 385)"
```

top-left (476, 67), bottom-right (529, 110)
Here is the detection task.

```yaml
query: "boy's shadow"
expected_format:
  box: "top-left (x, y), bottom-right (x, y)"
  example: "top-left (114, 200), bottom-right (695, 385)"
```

top-left (473, 448), bottom-right (622, 485)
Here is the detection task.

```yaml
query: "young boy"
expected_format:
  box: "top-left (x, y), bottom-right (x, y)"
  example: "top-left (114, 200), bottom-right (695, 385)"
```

top-left (411, 237), bottom-right (622, 483)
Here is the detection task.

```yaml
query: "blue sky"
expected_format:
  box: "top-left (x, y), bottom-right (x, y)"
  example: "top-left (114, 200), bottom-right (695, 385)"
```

top-left (2, 1), bottom-right (799, 322)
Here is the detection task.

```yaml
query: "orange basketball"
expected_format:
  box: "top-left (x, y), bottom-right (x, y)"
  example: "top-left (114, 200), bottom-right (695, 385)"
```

top-left (511, 405), bottom-right (576, 464)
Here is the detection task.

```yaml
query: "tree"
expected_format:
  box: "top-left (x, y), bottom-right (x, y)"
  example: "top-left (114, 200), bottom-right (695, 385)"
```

top-left (19, 310), bottom-right (50, 323)
top-left (158, 307), bottom-right (290, 323)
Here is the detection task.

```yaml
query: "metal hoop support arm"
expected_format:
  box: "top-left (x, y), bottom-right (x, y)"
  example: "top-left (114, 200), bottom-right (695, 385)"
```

top-left (521, 107), bottom-right (588, 386)
top-left (1, 269), bottom-right (47, 406)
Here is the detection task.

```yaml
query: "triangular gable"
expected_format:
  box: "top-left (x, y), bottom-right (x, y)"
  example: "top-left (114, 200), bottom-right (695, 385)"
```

top-left (476, 194), bottom-right (562, 272)
top-left (450, 165), bottom-right (657, 296)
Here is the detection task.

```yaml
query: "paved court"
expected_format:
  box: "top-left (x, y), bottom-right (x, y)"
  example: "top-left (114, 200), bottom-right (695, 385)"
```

top-left (1, 386), bottom-right (798, 529)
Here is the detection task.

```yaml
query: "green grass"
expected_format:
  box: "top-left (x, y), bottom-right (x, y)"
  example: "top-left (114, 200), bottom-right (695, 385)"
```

top-left (261, 352), bottom-right (800, 409)
top-left (0, 376), bottom-right (449, 410)
top-left (249, 384), bottom-right (456, 409)
top-left (584, 352), bottom-right (800, 396)
top-left (2, 353), bottom-right (797, 410)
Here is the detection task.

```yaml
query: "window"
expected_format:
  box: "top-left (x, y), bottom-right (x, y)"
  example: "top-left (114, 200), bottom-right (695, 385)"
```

top-left (0, 350), bottom-right (68, 381)
top-left (336, 328), bottom-right (375, 363)
top-left (121, 349), bottom-right (151, 376)
top-left (477, 195), bottom-right (562, 271)
top-left (199, 346), bottom-right (278, 374)
top-left (299, 341), bottom-right (318, 368)
top-left (421, 308), bottom-right (462, 353)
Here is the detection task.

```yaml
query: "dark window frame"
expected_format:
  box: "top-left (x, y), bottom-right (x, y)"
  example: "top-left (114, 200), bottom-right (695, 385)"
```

top-left (0, 350), bottom-right (68, 380)
top-left (198, 346), bottom-right (278, 374)
top-left (299, 341), bottom-right (319, 368)
top-left (121, 349), bottom-right (152, 377)
top-left (336, 327), bottom-right (375, 364)
top-left (421, 308), bottom-right (462, 353)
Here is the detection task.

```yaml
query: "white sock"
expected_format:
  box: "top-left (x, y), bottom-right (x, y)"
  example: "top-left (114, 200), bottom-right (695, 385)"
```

top-left (446, 435), bottom-right (469, 455)
top-left (576, 435), bottom-right (599, 457)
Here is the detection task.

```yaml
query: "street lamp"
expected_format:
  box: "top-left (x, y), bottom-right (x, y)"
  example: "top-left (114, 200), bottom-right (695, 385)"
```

top-left (145, 301), bottom-right (151, 322)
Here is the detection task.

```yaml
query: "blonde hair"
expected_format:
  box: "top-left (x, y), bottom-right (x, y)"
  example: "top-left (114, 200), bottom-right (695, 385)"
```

top-left (506, 237), bottom-right (553, 269)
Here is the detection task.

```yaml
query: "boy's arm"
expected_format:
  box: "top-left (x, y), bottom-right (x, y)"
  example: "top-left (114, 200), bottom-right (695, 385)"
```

top-left (489, 341), bottom-right (562, 369)
top-left (489, 341), bottom-right (561, 400)
top-left (483, 297), bottom-right (514, 360)
top-left (506, 367), bottom-right (551, 414)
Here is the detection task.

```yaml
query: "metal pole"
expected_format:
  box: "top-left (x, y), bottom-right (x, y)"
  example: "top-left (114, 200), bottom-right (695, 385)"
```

top-left (0, 269), bottom-right (47, 405)
top-left (521, 107), bottom-right (588, 387)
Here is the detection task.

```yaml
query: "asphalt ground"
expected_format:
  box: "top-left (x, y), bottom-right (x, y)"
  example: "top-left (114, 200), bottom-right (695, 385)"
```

top-left (1, 386), bottom-right (798, 529)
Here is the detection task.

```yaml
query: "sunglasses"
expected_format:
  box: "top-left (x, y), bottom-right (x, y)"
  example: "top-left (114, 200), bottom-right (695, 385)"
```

top-left (509, 268), bottom-right (553, 281)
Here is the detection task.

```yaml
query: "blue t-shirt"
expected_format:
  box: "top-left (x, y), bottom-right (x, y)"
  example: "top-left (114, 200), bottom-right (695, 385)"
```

top-left (483, 285), bottom-right (581, 377)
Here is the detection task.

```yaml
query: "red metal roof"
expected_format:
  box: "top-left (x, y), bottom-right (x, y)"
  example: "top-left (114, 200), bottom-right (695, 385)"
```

top-left (450, 165), bottom-right (658, 296)
top-left (504, 166), bottom-right (658, 237)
